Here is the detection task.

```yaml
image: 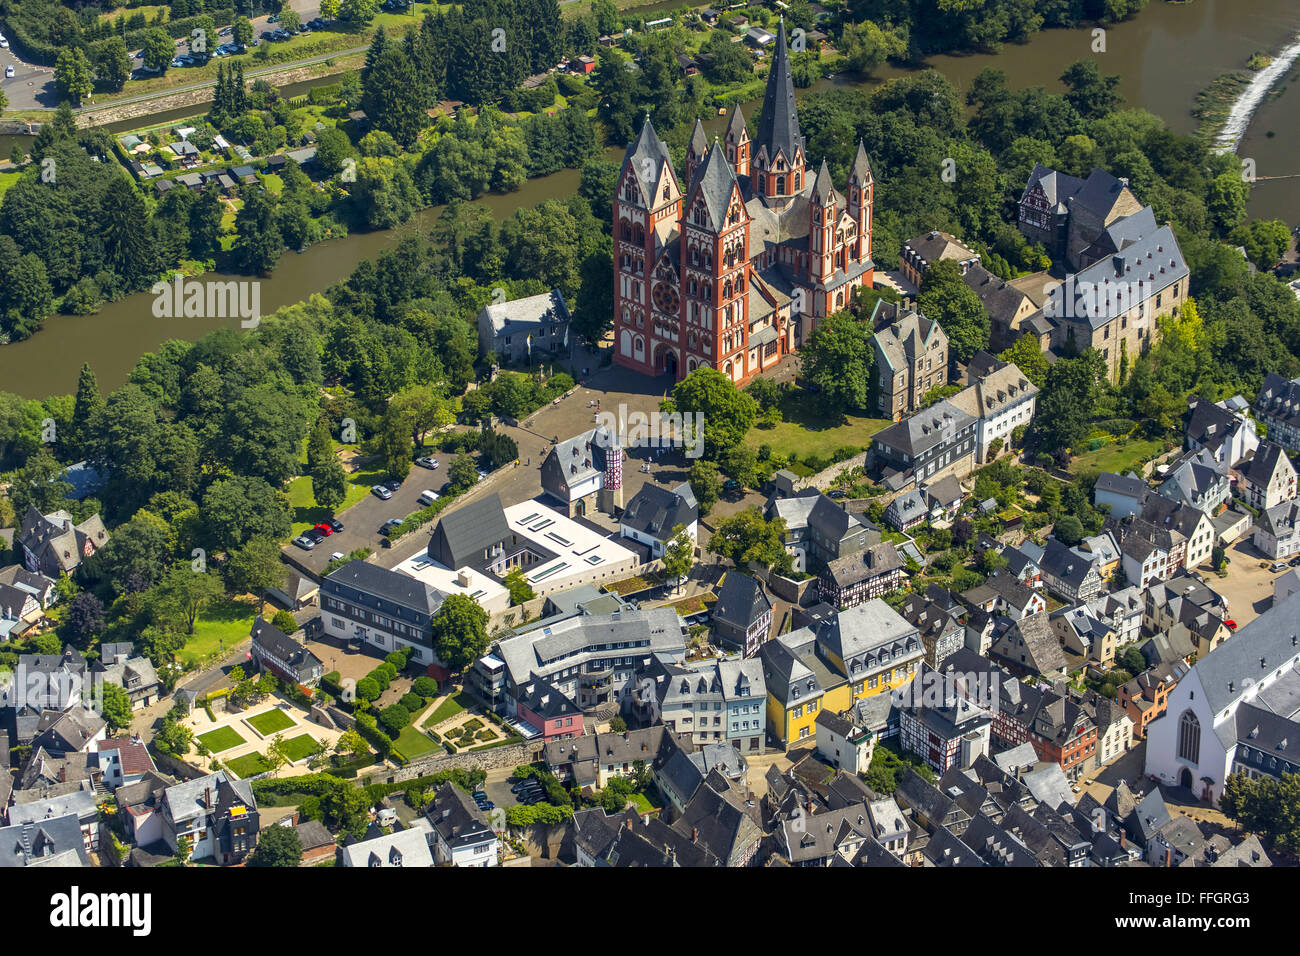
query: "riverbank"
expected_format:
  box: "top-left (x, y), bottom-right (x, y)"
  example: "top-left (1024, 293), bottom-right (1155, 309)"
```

top-left (1212, 28), bottom-right (1300, 153)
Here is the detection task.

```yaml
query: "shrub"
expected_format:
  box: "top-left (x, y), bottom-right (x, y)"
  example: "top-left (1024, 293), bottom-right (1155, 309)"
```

top-left (378, 703), bottom-right (410, 737)
top-left (412, 676), bottom-right (439, 698)
top-left (384, 650), bottom-right (408, 670)
top-left (355, 677), bottom-right (380, 702)
top-left (399, 692), bottom-right (424, 713)
top-left (271, 610), bottom-right (298, 634)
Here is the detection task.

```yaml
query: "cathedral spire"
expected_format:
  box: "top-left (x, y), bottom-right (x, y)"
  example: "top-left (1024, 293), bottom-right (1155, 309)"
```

top-left (756, 18), bottom-right (803, 165)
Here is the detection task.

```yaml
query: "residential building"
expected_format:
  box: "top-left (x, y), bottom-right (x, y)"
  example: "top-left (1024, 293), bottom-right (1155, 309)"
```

top-left (515, 678), bottom-right (584, 742)
top-left (17, 506), bottom-right (109, 577)
top-left (1253, 372), bottom-right (1300, 451)
top-left (899, 588), bottom-right (965, 667)
top-left (341, 824), bottom-right (435, 868)
top-left (759, 600), bottom-right (923, 746)
top-left (631, 654), bottom-right (766, 752)
top-left (1144, 574), bottom-right (1230, 659)
top-left (964, 265), bottom-right (1044, 352)
top-left (477, 287), bottom-right (570, 365)
top-left (764, 489), bottom-right (877, 569)
top-left (898, 229), bottom-right (979, 289)
top-left (1118, 662), bottom-right (1189, 739)
top-left (897, 676), bottom-right (992, 774)
top-left (1253, 500), bottom-right (1300, 560)
top-left (814, 707), bottom-right (875, 773)
top-left (1037, 538), bottom-right (1104, 604)
top-left (988, 612), bottom-right (1066, 679)
top-left (320, 560), bottom-right (448, 677)
top-left (871, 399), bottom-right (977, 489)
top-left (1158, 448), bottom-right (1232, 513)
top-left (1027, 689), bottom-right (1098, 782)
top-left (947, 356), bottom-right (1039, 464)
top-left (0, 813), bottom-right (90, 867)
top-left (819, 541), bottom-right (903, 609)
top-left (543, 725), bottom-right (674, 789)
top-left (1237, 441), bottom-right (1297, 511)
top-left (1094, 471), bottom-right (1149, 519)
top-left (1051, 603), bottom-right (1118, 667)
top-left (619, 481), bottom-right (698, 557)
top-left (427, 783), bottom-right (499, 866)
top-left (158, 772), bottom-right (259, 865)
top-left (612, 23), bottom-right (875, 385)
top-left (712, 571), bottom-right (773, 657)
top-left (1185, 395), bottom-right (1258, 468)
top-left (475, 608), bottom-right (687, 716)
top-left (869, 300), bottom-right (949, 420)
top-left (249, 617), bottom-right (324, 688)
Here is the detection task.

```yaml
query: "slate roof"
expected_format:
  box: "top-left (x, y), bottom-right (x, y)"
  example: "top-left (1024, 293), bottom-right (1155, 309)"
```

top-left (873, 400), bottom-right (975, 459)
top-left (324, 559), bottom-right (444, 617)
top-left (480, 287), bottom-right (570, 335)
top-left (712, 572), bottom-right (771, 632)
top-left (341, 825), bottom-right (434, 868)
top-left (1255, 372), bottom-right (1300, 430)
top-left (754, 19), bottom-right (803, 164)
top-left (1021, 163), bottom-right (1085, 214)
top-left (427, 493), bottom-right (514, 571)
top-left (1188, 589), bottom-right (1300, 718)
top-left (0, 813), bottom-right (90, 867)
top-left (1045, 224), bottom-right (1187, 330)
top-left (620, 483), bottom-right (697, 541)
top-left (817, 599), bottom-right (919, 668)
top-left (822, 542), bottom-right (902, 589)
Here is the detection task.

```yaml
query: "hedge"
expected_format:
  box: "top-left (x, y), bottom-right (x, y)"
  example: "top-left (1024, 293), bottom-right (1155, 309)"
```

top-left (353, 712), bottom-right (394, 759)
top-left (362, 767), bottom-right (486, 803)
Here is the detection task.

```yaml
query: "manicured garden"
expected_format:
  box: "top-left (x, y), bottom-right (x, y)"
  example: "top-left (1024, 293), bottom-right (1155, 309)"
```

top-left (422, 690), bottom-right (474, 728)
top-left (226, 751), bottom-right (273, 778)
top-left (1070, 435), bottom-right (1166, 477)
top-left (247, 708), bottom-right (297, 736)
top-left (393, 725), bottom-right (442, 759)
top-left (197, 725), bottom-right (246, 753)
top-left (278, 734), bottom-right (321, 763)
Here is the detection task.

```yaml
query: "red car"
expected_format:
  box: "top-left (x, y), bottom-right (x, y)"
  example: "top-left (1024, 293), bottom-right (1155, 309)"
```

top-left (313, 523), bottom-right (334, 536)
top-left (1225, 620), bottom-right (1238, 630)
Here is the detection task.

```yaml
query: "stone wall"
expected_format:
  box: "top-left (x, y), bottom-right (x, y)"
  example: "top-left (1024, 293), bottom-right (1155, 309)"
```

top-left (368, 740), bottom-right (543, 786)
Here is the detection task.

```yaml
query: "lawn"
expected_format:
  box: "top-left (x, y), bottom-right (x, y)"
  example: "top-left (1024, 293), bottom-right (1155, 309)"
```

top-left (628, 791), bottom-right (656, 814)
top-left (393, 725), bottom-right (441, 759)
top-left (1070, 437), bottom-right (1165, 477)
top-left (181, 598), bottom-right (257, 667)
top-left (226, 751), bottom-right (273, 778)
top-left (287, 444), bottom-right (387, 535)
top-left (197, 725), bottom-right (246, 753)
top-left (423, 691), bottom-right (474, 728)
top-left (247, 708), bottom-right (296, 736)
top-left (278, 733), bottom-right (320, 762)
top-left (745, 390), bottom-right (890, 463)
top-left (0, 170), bottom-right (22, 201)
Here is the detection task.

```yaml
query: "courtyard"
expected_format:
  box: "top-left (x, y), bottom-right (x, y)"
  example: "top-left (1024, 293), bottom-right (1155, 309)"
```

top-left (183, 699), bottom-right (344, 781)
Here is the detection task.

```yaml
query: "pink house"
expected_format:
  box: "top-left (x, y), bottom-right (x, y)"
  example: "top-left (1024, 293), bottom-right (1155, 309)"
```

top-left (517, 680), bottom-right (584, 742)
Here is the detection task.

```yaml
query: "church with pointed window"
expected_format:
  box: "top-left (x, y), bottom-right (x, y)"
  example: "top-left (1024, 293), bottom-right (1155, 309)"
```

top-left (611, 20), bottom-right (876, 385)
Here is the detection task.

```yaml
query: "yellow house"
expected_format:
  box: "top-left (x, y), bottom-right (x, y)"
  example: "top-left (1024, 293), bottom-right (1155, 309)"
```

top-left (759, 599), bottom-right (925, 747)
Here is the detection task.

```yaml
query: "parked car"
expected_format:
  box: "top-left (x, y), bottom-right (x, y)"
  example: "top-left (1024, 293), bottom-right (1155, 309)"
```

top-left (313, 522), bottom-right (334, 536)
top-left (327, 518), bottom-right (344, 533)
top-left (476, 470), bottom-right (489, 482)
top-left (828, 489), bottom-right (847, 499)
top-left (722, 478), bottom-right (741, 492)
top-left (381, 518), bottom-right (403, 534)
top-left (330, 551), bottom-right (345, 561)
top-left (0, 35), bottom-right (9, 49)
top-left (292, 534), bottom-right (317, 550)
top-left (1270, 561), bottom-right (1289, 573)
top-left (418, 490), bottom-right (439, 506)
top-left (1290, 555), bottom-right (1300, 568)
top-left (383, 478), bottom-right (402, 492)
top-left (4, 65), bottom-right (13, 78)
top-left (304, 528), bottom-right (325, 544)
top-left (268, 12), bottom-right (280, 21)
top-left (371, 484), bottom-right (393, 500)
top-left (415, 456), bottom-right (439, 469)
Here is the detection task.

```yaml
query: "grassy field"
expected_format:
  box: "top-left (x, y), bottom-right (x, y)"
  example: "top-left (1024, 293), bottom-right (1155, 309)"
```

top-left (247, 708), bottom-right (297, 736)
top-left (278, 733), bottom-right (320, 762)
top-left (198, 725), bottom-right (246, 753)
top-left (423, 690), bottom-right (474, 728)
top-left (181, 598), bottom-right (256, 667)
top-left (0, 170), bottom-right (22, 201)
top-left (287, 444), bottom-right (387, 535)
top-left (745, 391), bottom-right (889, 463)
top-left (226, 751), bottom-right (273, 778)
top-left (1070, 437), bottom-right (1165, 477)
top-left (393, 725), bottom-right (441, 759)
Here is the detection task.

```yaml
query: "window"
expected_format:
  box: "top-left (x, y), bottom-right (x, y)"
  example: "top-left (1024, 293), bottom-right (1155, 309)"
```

top-left (1177, 710), bottom-right (1201, 764)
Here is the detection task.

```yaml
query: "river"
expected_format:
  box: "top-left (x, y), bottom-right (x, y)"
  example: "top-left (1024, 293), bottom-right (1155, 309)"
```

top-left (2, 0), bottom-right (1299, 398)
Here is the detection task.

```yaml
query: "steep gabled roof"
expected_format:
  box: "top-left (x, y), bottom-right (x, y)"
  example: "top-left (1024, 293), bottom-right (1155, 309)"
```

top-left (754, 19), bottom-right (803, 164)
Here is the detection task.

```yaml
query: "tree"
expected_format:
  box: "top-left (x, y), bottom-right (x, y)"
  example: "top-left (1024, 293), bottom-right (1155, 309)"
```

top-left (708, 508), bottom-right (788, 571)
top-left (153, 565), bottom-right (225, 635)
top-left (142, 28), bottom-right (175, 73)
top-left (234, 15), bottom-right (254, 49)
top-left (174, 835), bottom-right (193, 865)
top-left (320, 0), bottom-right (341, 19)
top-left (688, 459), bottom-right (721, 516)
top-left (233, 187), bottom-right (283, 275)
top-left (998, 334), bottom-right (1049, 387)
top-left (199, 476), bottom-right (293, 552)
top-left (447, 454), bottom-right (479, 494)
top-left (504, 567), bottom-right (535, 605)
top-left (371, 405), bottom-right (412, 481)
top-left (224, 536), bottom-right (288, 597)
top-left (378, 703), bottom-right (410, 736)
top-left (72, 363), bottom-right (103, 446)
top-left (1054, 514), bottom-right (1085, 546)
top-left (608, 715), bottom-right (628, 734)
top-left (840, 20), bottom-right (908, 77)
top-left (336, 728), bottom-right (368, 759)
top-left (661, 525), bottom-right (694, 593)
top-left (265, 734), bottom-right (290, 776)
top-left (919, 259), bottom-right (990, 365)
top-left (55, 48), bottom-right (95, 105)
top-left (156, 712), bottom-right (193, 756)
top-left (66, 592), bottom-right (106, 644)
top-left (271, 609), bottom-right (298, 634)
top-left (93, 37), bottom-right (132, 93)
top-left (663, 368), bottom-right (758, 460)
top-left (430, 593), bottom-right (489, 672)
top-left (98, 682), bottom-right (133, 732)
top-left (800, 312), bottom-right (873, 415)
top-left (1059, 59), bottom-right (1123, 118)
top-left (247, 822), bottom-right (302, 866)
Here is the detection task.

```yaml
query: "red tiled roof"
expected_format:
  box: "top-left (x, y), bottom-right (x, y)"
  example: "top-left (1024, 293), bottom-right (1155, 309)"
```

top-left (98, 738), bottom-right (156, 776)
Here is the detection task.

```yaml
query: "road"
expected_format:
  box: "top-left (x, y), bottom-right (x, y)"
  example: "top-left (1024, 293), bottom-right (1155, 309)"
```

top-left (0, 6), bottom-right (355, 112)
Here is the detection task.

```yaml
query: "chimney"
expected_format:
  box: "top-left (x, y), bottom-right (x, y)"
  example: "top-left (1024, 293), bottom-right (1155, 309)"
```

top-left (691, 827), bottom-right (698, 843)
top-left (1164, 845), bottom-right (1172, 868)
top-left (626, 817), bottom-right (634, 832)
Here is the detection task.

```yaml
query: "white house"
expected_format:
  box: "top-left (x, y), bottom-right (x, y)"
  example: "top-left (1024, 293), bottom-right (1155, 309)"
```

top-left (426, 783), bottom-right (499, 867)
top-left (619, 482), bottom-right (698, 558)
top-left (948, 358), bottom-right (1039, 464)
top-left (1253, 500), bottom-right (1300, 560)
top-left (1145, 590), bottom-right (1300, 805)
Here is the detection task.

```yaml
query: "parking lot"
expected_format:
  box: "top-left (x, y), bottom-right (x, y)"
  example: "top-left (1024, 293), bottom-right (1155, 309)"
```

top-left (1213, 537), bottom-right (1290, 629)
top-left (0, 41), bottom-right (56, 111)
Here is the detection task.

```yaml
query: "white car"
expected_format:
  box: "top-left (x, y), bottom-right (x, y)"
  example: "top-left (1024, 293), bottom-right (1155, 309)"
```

top-left (0, 36), bottom-right (9, 49)
top-left (418, 490), bottom-right (439, 506)
top-left (476, 470), bottom-right (489, 482)
top-left (4, 65), bottom-right (13, 79)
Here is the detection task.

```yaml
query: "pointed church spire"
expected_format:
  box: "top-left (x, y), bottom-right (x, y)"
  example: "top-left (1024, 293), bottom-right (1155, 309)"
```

top-left (811, 159), bottom-right (837, 205)
top-left (756, 17), bottom-right (803, 164)
top-left (726, 102), bottom-right (748, 142)
top-left (689, 119), bottom-right (708, 156)
top-left (851, 141), bottom-right (873, 184)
